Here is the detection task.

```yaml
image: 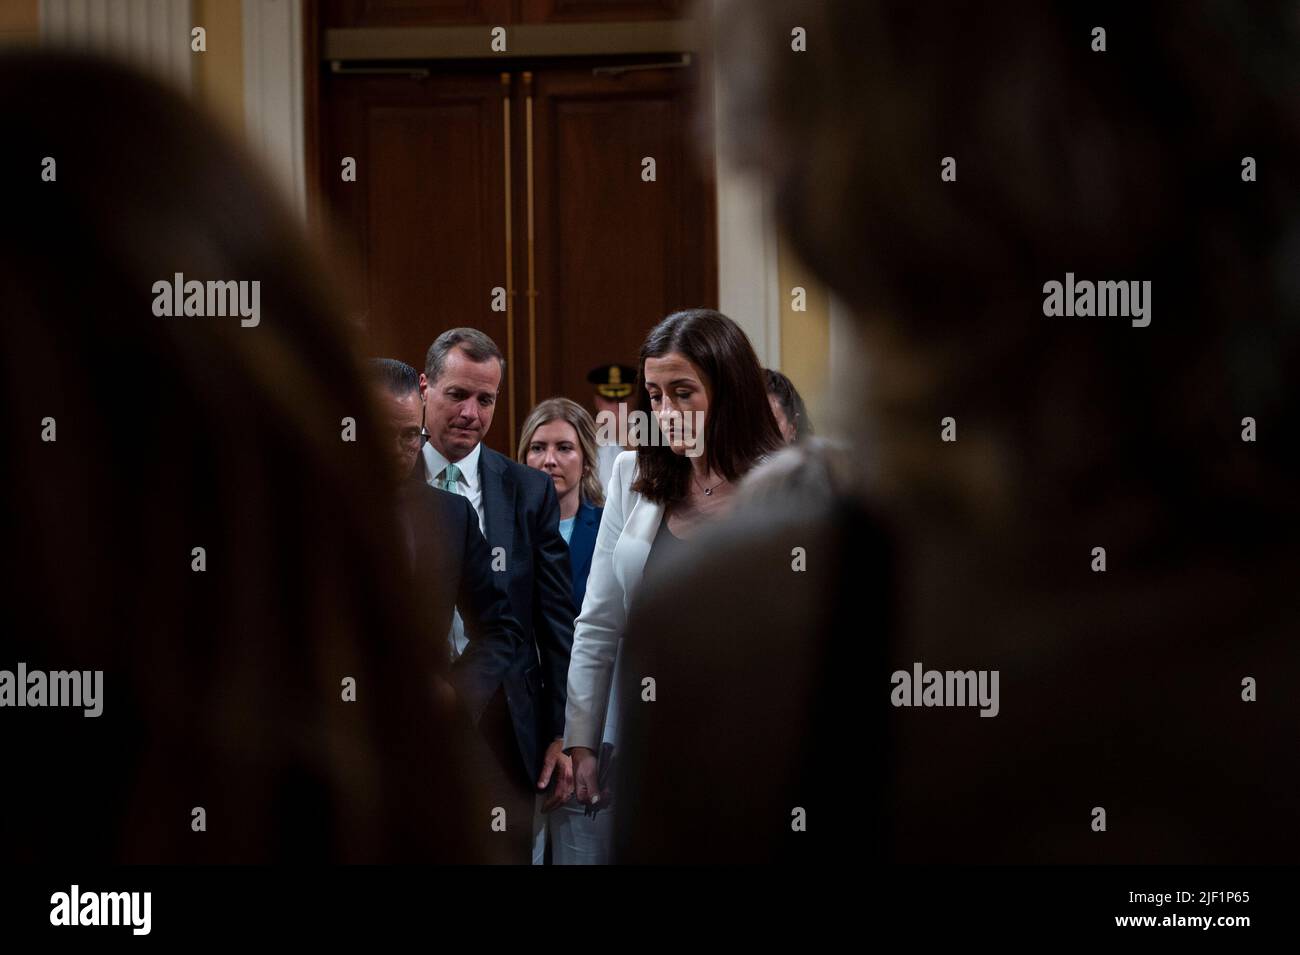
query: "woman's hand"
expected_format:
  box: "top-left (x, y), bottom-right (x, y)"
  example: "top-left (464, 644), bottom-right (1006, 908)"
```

top-left (571, 746), bottom-right (601, 805)
top-left (537, 739), bottom-right (575, 812)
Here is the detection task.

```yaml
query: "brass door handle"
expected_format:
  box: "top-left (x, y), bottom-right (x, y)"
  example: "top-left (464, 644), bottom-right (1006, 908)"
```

top-left (501, 72), bottom-right (517, 443)
top-left (523, 70), bottom-right (537, 410)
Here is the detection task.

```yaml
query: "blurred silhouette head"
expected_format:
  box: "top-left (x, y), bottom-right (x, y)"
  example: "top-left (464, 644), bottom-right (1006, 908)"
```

top-left (0, 51), bottom-right (478, 862)
top-left (368, 358), bottom-right (426, 484)
top-left (764, 369), bottom-right (813, 444)
top-left (714, 0), bottom-right (1300, 549)
top-left (700, 0), bottom-right (1300, 864)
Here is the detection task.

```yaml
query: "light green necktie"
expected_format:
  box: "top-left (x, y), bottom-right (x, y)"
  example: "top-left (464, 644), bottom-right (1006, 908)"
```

top-left (437, 461), bottom-right (467, 661)
top-left (436, 463), bottom-right (463, 494)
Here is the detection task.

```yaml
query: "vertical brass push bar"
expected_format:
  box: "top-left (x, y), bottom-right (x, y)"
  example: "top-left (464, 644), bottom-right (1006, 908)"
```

top-left (501, 72), bottom-right (516, 443)
top-left (523, 71), bottom-right (538, 409)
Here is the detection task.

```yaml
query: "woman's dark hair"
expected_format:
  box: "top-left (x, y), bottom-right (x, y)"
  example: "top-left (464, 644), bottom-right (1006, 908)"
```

top-left (0, 51), bottom-right (482, 862)
top-left (764, 368), bottom-right (814, 440)
top-left (631, 309), bottom-right (783, 504)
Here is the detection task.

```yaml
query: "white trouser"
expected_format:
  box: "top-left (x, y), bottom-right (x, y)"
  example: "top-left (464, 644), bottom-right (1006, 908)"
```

top-left (535, 796), bottom-right (614, 865)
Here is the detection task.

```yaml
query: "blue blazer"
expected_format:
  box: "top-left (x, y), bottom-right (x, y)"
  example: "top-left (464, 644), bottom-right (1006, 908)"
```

top-left (567, 499), bottom-right (603, 612)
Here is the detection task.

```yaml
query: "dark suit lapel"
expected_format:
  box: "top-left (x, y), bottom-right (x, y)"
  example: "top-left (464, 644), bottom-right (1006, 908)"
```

top-left (478, 447), bottom-right (516, 558)
top-left (570, 501), bottom-right (598, 582)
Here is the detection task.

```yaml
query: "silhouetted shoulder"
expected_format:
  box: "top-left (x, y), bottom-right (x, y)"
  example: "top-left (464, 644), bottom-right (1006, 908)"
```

top-left (614, 493), bottom-right (892, 863)
top-left (401, 480), bottom-right (473, 531)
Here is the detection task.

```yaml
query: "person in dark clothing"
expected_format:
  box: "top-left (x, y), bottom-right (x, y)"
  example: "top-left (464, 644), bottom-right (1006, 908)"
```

top-left (0, 51), bottom-right (486, 863)
top-left (614, 0), bottom-right (1300, 863)
top-left (414, 328), bottom-right (578, 862)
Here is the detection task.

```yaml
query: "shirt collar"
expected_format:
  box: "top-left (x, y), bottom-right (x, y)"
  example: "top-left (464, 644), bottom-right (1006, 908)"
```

top-left (421, 438), bottom-right (481, 491)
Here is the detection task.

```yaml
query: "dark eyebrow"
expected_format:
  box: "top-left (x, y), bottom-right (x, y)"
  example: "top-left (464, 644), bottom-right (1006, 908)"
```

top-left (645, 376), bottom-right (696, 387)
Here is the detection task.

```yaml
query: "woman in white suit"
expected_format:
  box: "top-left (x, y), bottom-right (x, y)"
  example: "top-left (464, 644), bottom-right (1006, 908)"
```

top-left (564, 309), bottom-right (785, 825)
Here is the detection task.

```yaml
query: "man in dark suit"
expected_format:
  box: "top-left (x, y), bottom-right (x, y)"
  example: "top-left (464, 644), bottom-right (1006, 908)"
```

top-left (415, 329), bottom-right (577, 863)
top-left (368, 359), bottom-right (524, 732)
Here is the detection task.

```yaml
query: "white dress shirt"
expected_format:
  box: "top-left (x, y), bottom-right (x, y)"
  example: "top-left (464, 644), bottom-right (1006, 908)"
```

top-left (421, 439), bottom-right (485, 536)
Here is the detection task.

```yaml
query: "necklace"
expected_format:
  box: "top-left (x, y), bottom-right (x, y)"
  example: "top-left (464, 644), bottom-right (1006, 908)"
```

top-left (693, 472), bottom-right (725, 496)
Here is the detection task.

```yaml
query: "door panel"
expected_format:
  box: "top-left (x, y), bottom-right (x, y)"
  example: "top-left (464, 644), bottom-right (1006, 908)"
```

top-left (525, 62), bottom-right (716, 421)
top-left (317, 60), bottom-right (717, 455)
top-left (321, 70), bottom-right (518, 453)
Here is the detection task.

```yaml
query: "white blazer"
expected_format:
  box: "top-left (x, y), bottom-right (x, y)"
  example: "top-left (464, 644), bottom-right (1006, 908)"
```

top-left (563, 450), bottom-right (665, 751)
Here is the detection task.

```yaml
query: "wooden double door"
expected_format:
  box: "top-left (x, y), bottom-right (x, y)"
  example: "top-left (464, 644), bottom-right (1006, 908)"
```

top-left (318, 57), bottom-right (717, 454)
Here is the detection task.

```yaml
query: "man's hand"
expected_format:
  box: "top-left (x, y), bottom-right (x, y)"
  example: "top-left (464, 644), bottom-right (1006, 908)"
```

top-left (537, 738), bottom-right (574, 812)
top-left (571, 745), bottom-right (602, 806)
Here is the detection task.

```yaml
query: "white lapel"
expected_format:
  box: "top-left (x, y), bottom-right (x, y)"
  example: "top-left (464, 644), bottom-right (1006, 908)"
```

top-left (613, 492), bottom-right (664, 604)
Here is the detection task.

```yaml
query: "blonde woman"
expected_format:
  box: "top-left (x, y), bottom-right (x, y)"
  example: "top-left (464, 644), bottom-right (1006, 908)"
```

top-left (517, 398), bottom-right (608, 862)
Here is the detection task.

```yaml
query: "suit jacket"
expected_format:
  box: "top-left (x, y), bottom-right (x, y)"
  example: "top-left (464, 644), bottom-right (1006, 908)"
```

top-left (563, 451), bottom-right (664, 751)
top-left (417, 445), bottom-right (576, 782)
top-left (567, 499), bottom-right (603, 612)
top-left (398, 482), bottom-right (525, 726)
